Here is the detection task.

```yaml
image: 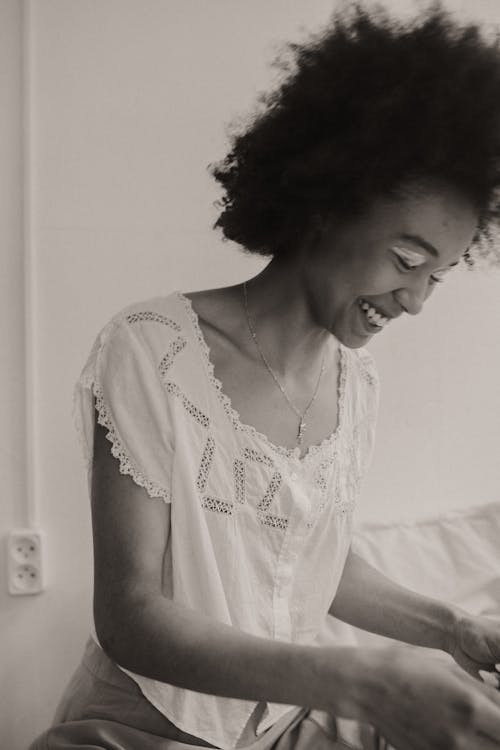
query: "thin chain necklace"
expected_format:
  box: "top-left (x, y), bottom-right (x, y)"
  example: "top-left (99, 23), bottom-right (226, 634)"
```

top-left (242, 281), bottom-right (326, 447)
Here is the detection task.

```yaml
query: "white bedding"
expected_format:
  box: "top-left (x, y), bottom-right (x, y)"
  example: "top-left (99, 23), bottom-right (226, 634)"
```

top-left (328, 501), bottom-right (500, 647)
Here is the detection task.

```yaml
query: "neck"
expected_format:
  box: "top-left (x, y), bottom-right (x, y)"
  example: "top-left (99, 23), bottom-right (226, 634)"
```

top-left (242, 258), bottom-right (333, 377)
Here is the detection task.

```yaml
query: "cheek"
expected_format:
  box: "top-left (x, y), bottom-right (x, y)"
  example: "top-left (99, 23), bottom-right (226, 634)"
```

top-left (348, 265), bottom-right (393, 297)
top-left (361, 255), bottom-right (402, 292)
top-left (347, 246), bottom-right (387, 278)
top-left (311, 248), bottom-right (394, 299)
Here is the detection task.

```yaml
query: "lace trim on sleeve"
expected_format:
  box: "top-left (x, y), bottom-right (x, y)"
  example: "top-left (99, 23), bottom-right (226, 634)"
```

top-left (72, 382), bottom-right (92, 468)
top-left (92, 382), bottom-right (172, 504)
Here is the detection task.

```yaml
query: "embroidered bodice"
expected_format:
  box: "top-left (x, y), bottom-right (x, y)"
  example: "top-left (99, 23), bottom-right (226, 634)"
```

top-left (73, 291), bottom-right (380, 750)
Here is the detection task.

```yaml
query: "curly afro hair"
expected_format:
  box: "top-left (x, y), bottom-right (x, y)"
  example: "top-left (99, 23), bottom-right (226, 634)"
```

top-left (211, 2), bottom-right (500, 266)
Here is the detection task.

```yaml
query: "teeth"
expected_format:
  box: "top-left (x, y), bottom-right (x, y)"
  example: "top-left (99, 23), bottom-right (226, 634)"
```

top-left (359, 299), bottom-right (389, 327)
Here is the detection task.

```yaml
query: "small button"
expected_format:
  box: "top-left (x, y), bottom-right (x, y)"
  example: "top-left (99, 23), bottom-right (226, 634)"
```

top-left (290, 472), bottom-right (298, 481)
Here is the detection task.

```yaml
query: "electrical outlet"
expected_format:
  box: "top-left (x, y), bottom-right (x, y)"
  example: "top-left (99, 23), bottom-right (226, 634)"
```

top-left (7, 529), bottom-right (45, 595)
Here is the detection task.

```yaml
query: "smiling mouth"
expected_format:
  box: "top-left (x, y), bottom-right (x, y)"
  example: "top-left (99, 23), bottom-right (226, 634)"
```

top-left (358, 298), bottom-right (391, 328)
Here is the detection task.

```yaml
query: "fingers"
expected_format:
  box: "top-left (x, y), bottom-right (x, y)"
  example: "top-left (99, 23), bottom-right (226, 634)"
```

top-left (479, 669), bottom-right (500, 689)
top-left (370, 652), bottom-right (500, 750)
top-left (458, 667), bottom-right (500, 721)
top-left (470, 690), bottom-right (500, 744)
top-left (476, 678), bottom-right (500, 709)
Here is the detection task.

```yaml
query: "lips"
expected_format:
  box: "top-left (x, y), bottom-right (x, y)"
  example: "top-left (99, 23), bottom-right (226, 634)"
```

top-left (359, 298), bottom-right (397, 320)
top-left (357, 299), bottom-right (388, 328)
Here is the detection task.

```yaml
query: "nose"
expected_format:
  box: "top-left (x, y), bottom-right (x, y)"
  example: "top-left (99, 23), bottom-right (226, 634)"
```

top-left (393, 276), bottom-right (432, 316)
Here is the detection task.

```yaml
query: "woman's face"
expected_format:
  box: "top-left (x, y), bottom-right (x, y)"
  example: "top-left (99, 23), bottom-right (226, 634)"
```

top-left (300, 181), bottom-right (480, 348)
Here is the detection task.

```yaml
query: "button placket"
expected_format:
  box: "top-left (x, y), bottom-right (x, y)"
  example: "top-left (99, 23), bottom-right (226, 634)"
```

top-left (273, 519), bottom-right (304, 639)
top-left (274, 452), bottom-right (332, 638)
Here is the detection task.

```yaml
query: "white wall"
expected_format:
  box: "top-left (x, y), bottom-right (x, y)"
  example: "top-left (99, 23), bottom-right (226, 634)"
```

top-left (2, 1), bottom-right (500, 747)
top-left (0, 1), bottom-right (34, 747)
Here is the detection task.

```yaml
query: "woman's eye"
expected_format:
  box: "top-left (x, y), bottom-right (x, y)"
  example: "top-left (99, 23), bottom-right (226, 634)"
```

top-left (391, 246), bottom-right (426, 271)
top-left (392, 246), bottom-right (450, 284)
top-left (430, 271), bottom-right (447, 284)
top-left (397, 256), bottom-right (419, 271)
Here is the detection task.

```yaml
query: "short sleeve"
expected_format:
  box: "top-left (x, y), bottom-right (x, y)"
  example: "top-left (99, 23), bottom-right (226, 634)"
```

top-left (73, 313), bottom-right (174, 503)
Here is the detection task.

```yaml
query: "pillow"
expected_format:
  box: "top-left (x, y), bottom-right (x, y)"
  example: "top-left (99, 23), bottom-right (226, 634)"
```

top-left (327, 502), bottom-right (500, 648)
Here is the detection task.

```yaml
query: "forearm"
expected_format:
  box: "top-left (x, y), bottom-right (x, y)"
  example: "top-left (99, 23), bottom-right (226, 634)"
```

top-left (329, 548), bottom-right (461, 653)
top-left (96, 588), bottom-right (373, 718)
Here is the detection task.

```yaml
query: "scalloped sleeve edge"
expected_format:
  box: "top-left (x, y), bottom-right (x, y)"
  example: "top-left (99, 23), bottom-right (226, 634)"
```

top-left (92, 382), bottom-right (172, 504)
top-left (72, 317), bottom-right (173, 505)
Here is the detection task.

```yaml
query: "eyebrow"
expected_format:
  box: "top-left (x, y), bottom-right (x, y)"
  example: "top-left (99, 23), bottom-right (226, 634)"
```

top-left (397, 233), bottom-right (460, 267)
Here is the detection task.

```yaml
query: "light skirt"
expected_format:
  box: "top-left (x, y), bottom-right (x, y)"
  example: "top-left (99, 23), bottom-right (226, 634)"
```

top-left (28, 638), bottom-right (384, 750)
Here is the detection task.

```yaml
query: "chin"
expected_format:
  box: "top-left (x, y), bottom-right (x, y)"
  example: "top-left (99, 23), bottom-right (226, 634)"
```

top-left (343, 335), bottom-right (371, 349)
top-left (330, 325), bottom-right (371, 349)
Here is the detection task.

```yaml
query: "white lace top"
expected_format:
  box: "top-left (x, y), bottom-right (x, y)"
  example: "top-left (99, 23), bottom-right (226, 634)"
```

top-left (73, 291), bottom-right (380, 750)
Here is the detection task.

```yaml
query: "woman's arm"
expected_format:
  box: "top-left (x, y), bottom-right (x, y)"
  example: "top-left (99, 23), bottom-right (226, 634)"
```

top-left (91, 411), bottom-right (365, 717)
top-left (92, 412), bottom-right (500, 747)
top-left (329, 546), bottom-right (459, 651)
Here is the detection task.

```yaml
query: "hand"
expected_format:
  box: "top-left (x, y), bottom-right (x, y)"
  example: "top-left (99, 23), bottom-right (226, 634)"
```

top-left (450, 613), bottom-right (500, 683)
top-left (352, 644), bottom-right (500, 750)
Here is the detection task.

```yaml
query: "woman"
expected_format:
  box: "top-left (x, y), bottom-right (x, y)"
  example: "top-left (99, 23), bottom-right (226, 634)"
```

top-left (30, 4), bottom-right (500, 750)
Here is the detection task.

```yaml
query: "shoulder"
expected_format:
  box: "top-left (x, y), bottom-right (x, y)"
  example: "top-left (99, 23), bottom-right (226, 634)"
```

top-left (180, 285), bottom-right (246, 341)
top-left (111, 291), bottom-right (187, 332)
top-left (98, 291), bottom-right (190, 354)
top-left (78, 292), bottom-right (194, 389)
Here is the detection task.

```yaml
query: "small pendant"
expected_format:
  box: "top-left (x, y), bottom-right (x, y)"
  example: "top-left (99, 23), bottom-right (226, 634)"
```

top-left (297, 419), bottom-right (306, 444)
